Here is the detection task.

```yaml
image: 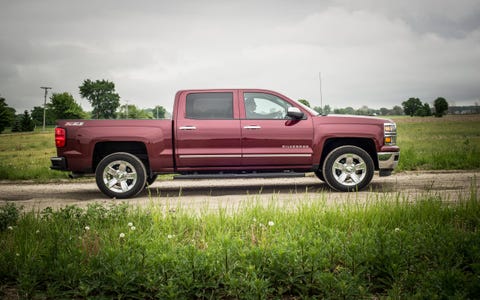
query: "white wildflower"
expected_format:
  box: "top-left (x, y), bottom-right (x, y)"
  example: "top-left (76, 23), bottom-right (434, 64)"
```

top-left (7, 226), bottom-right (13, 231)
top-left (130, 226), bottom-right (136, 231)
top-left (119, 232), bottom-right (125, 239)
top-left (268, 221), bottom-right (275, 227)
top-left (167, 234), bottom-right (174, 239)
top-left (128, 222), bottom-right (133, 227)
top-left (36, 230), bottom-right (40, 234)
top-left (84, 226), bottom-right (90, 231)
top-left (394, 228), bottom-right (401, 232)
top-left (253, 218), bottom-right (257, 223)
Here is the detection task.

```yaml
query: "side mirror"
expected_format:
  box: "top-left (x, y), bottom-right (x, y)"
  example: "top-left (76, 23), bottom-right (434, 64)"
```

top-left (287, 107), bottom-right (304, 119)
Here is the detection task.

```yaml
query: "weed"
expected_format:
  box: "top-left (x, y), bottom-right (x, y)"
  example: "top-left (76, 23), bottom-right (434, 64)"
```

top-left (0, 203), bottom-right (21, 231)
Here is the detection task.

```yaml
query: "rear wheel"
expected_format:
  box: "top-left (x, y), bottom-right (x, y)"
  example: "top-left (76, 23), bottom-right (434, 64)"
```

top-left (95, 152), bottom-right (147, 199)
top-left (322, 145), bottom-right (374, 192)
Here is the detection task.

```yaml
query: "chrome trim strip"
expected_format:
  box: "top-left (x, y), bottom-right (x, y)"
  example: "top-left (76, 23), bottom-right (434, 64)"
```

top-left (179, 154), bottom-right (312, 158)
top-left (243, 154), bottom-right (312, 158)
top-left (179, 154), bottom-right (241, 158)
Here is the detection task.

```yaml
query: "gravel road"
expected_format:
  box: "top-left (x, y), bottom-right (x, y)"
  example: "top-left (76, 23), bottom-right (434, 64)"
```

top-left (1, 171), bottom-right (478, 213)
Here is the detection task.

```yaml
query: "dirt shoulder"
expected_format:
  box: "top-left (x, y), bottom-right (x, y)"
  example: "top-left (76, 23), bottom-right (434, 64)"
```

top-left (1, 171), bottom-right (478, 213)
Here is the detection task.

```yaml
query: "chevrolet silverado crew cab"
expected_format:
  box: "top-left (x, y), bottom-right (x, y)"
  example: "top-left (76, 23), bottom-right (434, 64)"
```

top-left (51, 89), bottom-right (400, 198)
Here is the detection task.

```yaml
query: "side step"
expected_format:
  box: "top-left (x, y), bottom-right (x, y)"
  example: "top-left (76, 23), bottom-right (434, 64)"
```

top-left (174, 172), bottom-right (305, 180)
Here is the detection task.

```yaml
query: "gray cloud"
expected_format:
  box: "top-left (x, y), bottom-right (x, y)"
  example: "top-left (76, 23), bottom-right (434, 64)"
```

top-left (1, 0), bottom-right (479, 113)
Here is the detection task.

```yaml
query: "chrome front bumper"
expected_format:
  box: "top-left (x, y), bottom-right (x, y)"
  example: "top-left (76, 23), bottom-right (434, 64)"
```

top-left (377, 152), bottom-right (400, 176)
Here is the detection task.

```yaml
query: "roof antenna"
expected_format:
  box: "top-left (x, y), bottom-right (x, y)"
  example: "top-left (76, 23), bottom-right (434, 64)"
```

top-left (319, 72), bottom-right (327, 116)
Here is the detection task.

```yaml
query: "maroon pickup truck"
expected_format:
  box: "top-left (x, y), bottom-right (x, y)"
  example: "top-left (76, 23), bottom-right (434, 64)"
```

top-left (51, 89), bottom-right (400, 198)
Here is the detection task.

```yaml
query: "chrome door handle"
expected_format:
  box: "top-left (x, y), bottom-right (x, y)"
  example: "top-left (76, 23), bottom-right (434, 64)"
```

top-left (179, 126), bottom-right (197, 130)
top-left (243, 125), bottom-right (261, 129)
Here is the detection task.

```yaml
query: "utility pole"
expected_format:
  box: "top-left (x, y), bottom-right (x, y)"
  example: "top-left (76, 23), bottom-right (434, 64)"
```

top-left (40, 86), bottom-right (52, 131)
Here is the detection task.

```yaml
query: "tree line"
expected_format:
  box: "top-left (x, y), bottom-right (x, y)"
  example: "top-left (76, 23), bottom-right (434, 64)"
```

top-left (298, 96), bottom-right (449, 117)
top-left (0, 79), bottom-right (167, 134)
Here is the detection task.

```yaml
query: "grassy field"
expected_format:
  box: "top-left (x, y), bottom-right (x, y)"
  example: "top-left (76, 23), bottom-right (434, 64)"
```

top-left (0, 115), bottom-right (479, 180)
top-left (0, 128), bottom-right (69, 181)
top-left (1, 191), bottom-right (479, 299)
top-left (392, 115), bottom-right (480, 170)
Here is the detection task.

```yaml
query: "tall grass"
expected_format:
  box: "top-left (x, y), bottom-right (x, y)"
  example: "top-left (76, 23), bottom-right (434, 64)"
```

top-left (1, 190), bottom-right (479, 299)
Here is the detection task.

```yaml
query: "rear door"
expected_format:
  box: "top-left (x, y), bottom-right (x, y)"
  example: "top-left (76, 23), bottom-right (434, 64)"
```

top-left (175, 90), bottom-right (242, 168)
top-left (240, 91), bottom-right (314, 168)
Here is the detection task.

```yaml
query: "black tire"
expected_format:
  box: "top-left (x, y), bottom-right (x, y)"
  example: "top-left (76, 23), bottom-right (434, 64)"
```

top-left (322, 145), bottom-right (374, 192)
top-left (95, 152), bottom-right (147, 199)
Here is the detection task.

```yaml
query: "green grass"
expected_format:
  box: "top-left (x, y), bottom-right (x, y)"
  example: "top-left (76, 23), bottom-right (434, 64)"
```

top-left (0, 115), bottom-right (479, 181)
top-left (0, 128), bottom-right (69, 181)
top-left (393, 115), bottom-right (480, 170)
top-left (1, 190), bottom-right (479, 299)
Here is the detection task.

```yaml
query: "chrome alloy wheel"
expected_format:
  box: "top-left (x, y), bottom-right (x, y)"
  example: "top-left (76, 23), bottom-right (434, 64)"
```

top-left (331, 153), bottom-right (367, 186)
top-left (103, 160), bottom-right (138, 194)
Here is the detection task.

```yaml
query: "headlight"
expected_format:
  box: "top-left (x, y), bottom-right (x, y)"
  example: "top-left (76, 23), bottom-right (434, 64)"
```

top-left (384, 123), bottom-right (397, 146)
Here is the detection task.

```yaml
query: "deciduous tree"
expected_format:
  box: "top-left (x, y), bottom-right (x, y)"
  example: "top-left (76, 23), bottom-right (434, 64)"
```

top-left (152, 105), bottom-right (166, 119)
top-left (392, 105), bottom-right (403, 116)
top-left (434, 97), bottom-right (449, 117)
top-left (402, 97), bottom-right (423, 117)
top-left (118, 104), bottom-right (152, 119)
top-left (48, 92), bottom-right (85, 120)
top-left (79, 79), bottom-right (120, 119)
top-left (419, 103), bottom-right (432, 117)
top-left (298, 99), bottom-right (311, 107)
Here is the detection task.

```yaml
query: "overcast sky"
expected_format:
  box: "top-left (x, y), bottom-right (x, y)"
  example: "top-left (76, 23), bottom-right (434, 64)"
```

top-left (1, 0), bottom-right (479, 113)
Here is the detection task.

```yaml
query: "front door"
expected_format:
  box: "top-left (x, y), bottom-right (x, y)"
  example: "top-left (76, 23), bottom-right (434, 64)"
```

top-left (241, 92), bottom-right (314, 168)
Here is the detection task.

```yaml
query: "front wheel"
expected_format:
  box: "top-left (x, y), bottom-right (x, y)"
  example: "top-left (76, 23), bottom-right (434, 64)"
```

top-left (95, 152), bottom-right (147, 199)
top-left (322, 146), bottom-right (374, 192)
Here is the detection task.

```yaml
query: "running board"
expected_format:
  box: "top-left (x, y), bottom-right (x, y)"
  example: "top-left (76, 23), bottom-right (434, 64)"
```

top-left (174, 172), bottom-right (305, 180)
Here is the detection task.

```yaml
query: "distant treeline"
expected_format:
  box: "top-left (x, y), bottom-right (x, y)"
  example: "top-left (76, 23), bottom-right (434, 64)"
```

top-left (449, 106), bottom-right (480, 115)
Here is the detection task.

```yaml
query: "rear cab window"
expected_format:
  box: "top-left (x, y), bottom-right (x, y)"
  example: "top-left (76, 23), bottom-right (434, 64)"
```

top-left (186, 92), bottom-right (234, 120)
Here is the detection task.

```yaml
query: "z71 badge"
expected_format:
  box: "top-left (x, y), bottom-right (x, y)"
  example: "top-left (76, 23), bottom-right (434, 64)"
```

top-left (65, 122), bottom-right (84, 126)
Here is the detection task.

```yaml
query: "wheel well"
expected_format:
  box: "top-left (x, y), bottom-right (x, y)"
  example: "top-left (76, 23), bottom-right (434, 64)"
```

top-left (93, 142), bottom-right (150, 174)
top-left (320, 138), bottom-right (378, 170)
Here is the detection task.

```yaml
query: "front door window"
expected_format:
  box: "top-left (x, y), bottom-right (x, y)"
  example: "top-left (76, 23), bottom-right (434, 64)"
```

top-left (244, 93), bottom-right (292, 120)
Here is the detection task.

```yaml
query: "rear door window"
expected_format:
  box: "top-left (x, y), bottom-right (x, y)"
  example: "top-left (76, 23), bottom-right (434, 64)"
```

top-left (186, 92), bottom-right (233, 119)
